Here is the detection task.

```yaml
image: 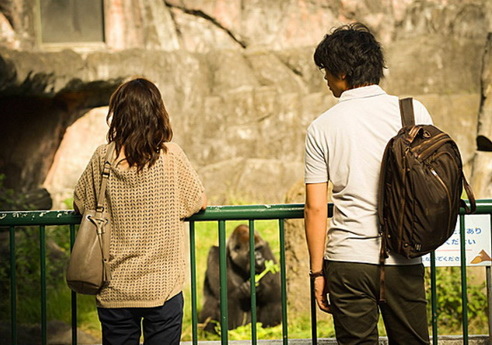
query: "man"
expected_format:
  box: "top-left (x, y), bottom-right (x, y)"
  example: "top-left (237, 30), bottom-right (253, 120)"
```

top-left (304, 23), bottom-right (432, 344)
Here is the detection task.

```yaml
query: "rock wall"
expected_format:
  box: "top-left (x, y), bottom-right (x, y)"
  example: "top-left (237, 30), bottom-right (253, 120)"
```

top-left (1, 0), bottom-right (490, 205)
top-left (472, 32), bottom-right (492, 199)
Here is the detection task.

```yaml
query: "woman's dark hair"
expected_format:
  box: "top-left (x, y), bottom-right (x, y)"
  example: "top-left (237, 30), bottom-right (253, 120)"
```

top-left (106, 78), bottom-right (173, 171)
top-left (314, 22), bottom-right (385, 88)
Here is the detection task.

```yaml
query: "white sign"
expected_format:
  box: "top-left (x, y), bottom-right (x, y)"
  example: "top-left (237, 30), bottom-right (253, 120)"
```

top-left (422, 215), bottom-right (491, 267)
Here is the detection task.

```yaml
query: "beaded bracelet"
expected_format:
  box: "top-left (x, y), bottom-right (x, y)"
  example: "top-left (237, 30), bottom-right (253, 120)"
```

top-left (309, 270), bottom-right (324, 279)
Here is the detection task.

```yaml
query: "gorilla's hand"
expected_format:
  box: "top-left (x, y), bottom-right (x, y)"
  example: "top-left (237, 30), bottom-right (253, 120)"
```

top-left (238, 279), bottom-right (263, 299)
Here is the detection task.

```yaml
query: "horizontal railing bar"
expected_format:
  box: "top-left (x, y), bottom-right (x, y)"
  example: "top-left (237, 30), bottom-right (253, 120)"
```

top-left (0, 210), bottom-right (81, 226)
top-left (188, 203), bottom-right (315, 221)
top-left (0, 199), bottom-right (490, 226)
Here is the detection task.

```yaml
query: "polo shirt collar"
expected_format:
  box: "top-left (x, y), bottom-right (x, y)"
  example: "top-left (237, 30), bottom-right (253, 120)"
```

top-left (338, 85), bottom-right (386, 102)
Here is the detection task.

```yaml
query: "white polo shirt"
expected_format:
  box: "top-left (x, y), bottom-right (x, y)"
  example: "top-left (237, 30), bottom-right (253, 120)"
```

top-left (305, 85), bottom-right (433, 265)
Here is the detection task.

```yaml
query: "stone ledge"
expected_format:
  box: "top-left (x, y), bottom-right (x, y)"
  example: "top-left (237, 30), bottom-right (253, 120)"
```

top-left (181, 335), bottom-right (490, 345)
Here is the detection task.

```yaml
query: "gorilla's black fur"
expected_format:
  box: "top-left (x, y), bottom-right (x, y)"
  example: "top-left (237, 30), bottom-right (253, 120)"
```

top-left (198, 224), bottom-right (282, 332)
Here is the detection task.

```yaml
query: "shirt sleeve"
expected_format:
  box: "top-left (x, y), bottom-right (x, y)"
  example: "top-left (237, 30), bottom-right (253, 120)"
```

top-left (412, 99), bottom-right (433, 125)
top-left (304, 123), bottom-right (329, 184)
top-left (173, 145), bottom-right (205, 219)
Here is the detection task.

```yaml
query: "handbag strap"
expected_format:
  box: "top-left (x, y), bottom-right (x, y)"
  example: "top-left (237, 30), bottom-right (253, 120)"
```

top-left (96, 142), bottom-right (116, 213)
top-left (399, 98), bottom-right (415, 127)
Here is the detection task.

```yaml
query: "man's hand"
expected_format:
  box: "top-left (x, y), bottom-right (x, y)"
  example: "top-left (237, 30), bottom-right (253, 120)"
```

top-left (313, 276), bottom-right (331, 313)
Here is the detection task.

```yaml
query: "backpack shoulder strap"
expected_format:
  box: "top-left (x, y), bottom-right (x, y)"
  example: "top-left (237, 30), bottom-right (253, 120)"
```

top-left (399, 98), bottom-right (415, 127)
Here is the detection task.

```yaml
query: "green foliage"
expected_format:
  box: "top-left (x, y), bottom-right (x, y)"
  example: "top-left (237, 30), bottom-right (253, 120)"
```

top-left (184, 316), bottom-right (336, 341)
top-left (223, 323), bottom-right (284, 339)
top-left (0, 174), bottom-right (16, 210)
top-left (63, 197), bottom-right (74, 209)
top-left (425, 266), bottom-right (488, 335)
top-left (0, 226), bottom-right (68, 320)
top-left (255, 260), bottom-right (279, 285)
top-left (0, 173), bottom-right (36, 211)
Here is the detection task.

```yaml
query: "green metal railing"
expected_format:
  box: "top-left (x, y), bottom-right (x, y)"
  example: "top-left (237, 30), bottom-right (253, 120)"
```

top-left (186, 203), bottom-right (310, 345)
top-left (1, 200), bottom-right (491, 345)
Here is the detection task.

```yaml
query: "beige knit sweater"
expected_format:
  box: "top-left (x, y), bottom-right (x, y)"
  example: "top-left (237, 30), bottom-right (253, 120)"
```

top-left (74, 142), bottom-right (205, 308)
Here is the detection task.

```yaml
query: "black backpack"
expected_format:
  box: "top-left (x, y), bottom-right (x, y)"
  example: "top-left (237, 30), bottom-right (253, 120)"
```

top-left (378, 98), bottom-right (476, 261)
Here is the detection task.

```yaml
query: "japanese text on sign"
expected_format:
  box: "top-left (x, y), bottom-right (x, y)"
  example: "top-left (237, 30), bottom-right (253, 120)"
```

top-left (422, 215), bottom-right (491, 267)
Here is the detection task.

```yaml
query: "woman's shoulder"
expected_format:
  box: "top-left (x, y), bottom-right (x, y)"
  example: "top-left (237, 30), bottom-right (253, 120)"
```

top-left (163, 142), bottom-right (186, 156)
top-left (162, 142), bottom-right (195, 168)
top-left (95, 143), bottom-right (107, 154)
top-left (90, 143), bottom-right (117, 166)
top-left (93, 143), bottom-right (112, 159)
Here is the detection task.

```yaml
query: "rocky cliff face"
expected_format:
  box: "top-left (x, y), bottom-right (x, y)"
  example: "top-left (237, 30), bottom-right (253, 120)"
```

top-left (1, 0), bottom-right (490, 206)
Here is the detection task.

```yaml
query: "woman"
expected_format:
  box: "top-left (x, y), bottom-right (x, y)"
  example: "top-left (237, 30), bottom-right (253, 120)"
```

top-left (74, 78), bottom-right (207, 345)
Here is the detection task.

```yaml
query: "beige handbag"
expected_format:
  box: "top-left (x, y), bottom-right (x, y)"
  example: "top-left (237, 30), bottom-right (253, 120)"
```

top-left (66, 143), bottom-right (115, 295)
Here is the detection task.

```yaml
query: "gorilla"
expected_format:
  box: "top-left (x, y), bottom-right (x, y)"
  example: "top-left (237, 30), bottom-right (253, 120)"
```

top-left (198, 224), bottom-right (282, 332)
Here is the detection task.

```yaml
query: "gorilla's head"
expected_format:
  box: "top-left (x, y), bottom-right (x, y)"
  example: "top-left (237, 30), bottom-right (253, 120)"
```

top-left (227, 224), bottom-right (267, 275)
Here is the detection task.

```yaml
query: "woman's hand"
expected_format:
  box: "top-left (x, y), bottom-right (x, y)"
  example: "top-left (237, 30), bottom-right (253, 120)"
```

top-left (200, 193), bottom-right (208, 211)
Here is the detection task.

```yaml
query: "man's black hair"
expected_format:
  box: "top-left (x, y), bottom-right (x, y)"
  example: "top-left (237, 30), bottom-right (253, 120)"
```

top-left (314, 22), bottom-right (385, 88)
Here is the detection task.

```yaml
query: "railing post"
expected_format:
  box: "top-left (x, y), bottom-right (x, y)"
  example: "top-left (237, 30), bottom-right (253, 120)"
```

top-left (189, 221), bottom-right (198, 345)
top-left (459, 214), bottom-right (469, 345)
top-left (310, 275), bottom-right (317, 345)
top-left (430, 251), bottom-right (437, 344)
top-left (248, 220), bottom-right (258, 345)
top-left (278, 219), bottom-right (288, 345)
top-left (40, 225), bottom-right (47, 345)
top-left (218, 220), bottom-right (228, 344)
top-left (69, 224), bottom-right (77, 345)
top-left (9, 226), bottom-right (17, 345)
top-left (487, 266), bottom-right (492, 344)
top-left (488, 214), bottom-right (492, 343)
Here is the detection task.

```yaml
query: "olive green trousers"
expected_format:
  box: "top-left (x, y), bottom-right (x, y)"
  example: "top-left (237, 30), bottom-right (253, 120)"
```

top-left (324, 261), bottom-right (430, 345)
